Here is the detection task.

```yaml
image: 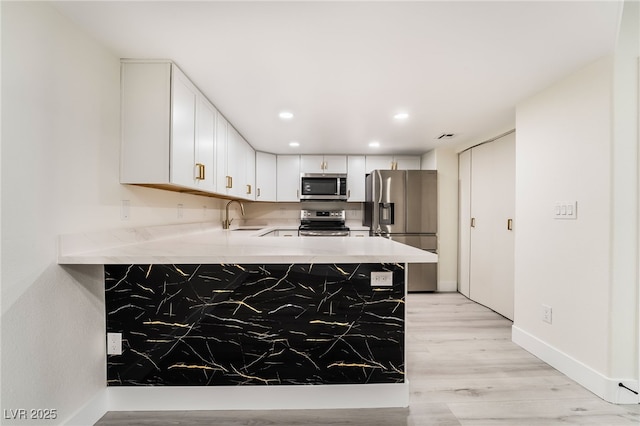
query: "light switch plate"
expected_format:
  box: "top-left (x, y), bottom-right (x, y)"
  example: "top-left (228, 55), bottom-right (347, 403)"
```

top-left (554, 201), bottom-right (577, 220)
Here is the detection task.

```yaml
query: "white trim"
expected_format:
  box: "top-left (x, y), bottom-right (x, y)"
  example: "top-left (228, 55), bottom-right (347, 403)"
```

top-left (64, 383), bottom-right (409, 424)
top-left (512, 325), bottom-right (638, 404)
top-left (64, 389), bottom-right (109, 426)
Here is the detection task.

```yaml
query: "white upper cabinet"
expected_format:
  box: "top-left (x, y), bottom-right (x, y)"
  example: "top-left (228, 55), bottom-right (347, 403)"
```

top-left (121, 61), bottom-right (216, 191)
top-left (194, 95), bottom-right (216, 192)
top-left (277, 155), bottom-right (301, 202)
top-left (347, 156), bottom-right (366, 202)
top-left (121, 59), bottom-right (427, 203)
top-left (170, 68), bottom-right (198, 187)
top-left (215, 111), bottom-right (228, 194)
top-left (365, 155), bottom-right (421, 173)
top-left (300, 155), bottom-right (347, 174)
top-left (394, 156), bottom-right (421, 170)
top-left (121, 61), bottom-right (185, 186)
top-left (221, 125), bottom-right (255, 200)
top-left (256, 152), bottom-right (277, 202)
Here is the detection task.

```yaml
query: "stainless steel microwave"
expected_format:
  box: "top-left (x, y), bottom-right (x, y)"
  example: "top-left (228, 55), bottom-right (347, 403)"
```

top-left (300, 173), bottom-right (348, 200)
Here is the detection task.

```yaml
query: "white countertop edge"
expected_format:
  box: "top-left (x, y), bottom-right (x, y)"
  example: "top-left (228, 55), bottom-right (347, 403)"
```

top-left (56, 223), bottom-right (438, 266)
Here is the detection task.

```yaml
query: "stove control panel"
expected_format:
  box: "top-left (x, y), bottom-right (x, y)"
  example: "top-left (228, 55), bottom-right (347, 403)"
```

top-left (300, 210), bottom-right (346, 221)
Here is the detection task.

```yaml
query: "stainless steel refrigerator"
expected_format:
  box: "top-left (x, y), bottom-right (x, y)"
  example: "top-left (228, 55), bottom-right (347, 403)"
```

top-left (364, 170), bottom-right (437, 291)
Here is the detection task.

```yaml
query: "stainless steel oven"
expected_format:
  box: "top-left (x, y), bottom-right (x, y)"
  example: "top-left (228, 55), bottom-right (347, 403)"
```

top-left (300, 173), bottom-right (348, 201)
top-left (299, 208), bottom-right (350, 236)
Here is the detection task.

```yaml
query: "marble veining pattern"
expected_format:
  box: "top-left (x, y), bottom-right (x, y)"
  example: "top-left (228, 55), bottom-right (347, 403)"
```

top-left (105, 263), bottom-right (405, 386)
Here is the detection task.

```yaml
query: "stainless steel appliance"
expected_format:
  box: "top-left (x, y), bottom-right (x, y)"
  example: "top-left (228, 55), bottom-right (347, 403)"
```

top-left (299, 204), bottom-right (350, 236)
top-left (300, 173), bottom-right (348, 201)
top-left (364, 170), bottom-right (437, 291)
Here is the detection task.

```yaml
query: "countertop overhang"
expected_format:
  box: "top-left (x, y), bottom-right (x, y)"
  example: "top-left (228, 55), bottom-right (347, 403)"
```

top-left (58, 223), bottom-right (437, 265)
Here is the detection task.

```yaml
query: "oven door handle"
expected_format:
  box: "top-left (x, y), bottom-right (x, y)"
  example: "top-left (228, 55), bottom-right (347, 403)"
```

top-left (299, 230), bottom-right (350, 237)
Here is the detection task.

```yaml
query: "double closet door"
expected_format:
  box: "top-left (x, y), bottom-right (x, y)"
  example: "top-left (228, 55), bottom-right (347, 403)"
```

top-left (459, 132), bottom-right (515, 320)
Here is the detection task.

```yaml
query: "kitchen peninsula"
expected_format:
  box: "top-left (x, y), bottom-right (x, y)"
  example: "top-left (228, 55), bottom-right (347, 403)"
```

top-left (58, 223), bottom-right (437, 411)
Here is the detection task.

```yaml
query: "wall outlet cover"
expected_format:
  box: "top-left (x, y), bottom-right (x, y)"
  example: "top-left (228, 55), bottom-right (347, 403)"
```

top-left (371, 271), bottom-right (393, 287)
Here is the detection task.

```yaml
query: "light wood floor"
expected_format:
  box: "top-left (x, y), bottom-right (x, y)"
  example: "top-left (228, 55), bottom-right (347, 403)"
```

top-left (95, 292), bottom-right (639, 425)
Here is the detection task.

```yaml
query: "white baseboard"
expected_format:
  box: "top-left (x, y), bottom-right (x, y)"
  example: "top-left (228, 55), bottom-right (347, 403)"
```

top-left (64, 389), bottom-right (109, 426)
top-left (512, 325), bottom-right (639, 404)
top-left (64, 383), bottom-right (409, 424)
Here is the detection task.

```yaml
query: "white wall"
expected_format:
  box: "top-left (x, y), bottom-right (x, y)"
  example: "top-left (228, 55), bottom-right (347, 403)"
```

top-left (422, 148), bottom-right (458, 292)
top-left (514, 40), bottom-right (638, 403)
top-left (0, 2), bottom-right (225, 424)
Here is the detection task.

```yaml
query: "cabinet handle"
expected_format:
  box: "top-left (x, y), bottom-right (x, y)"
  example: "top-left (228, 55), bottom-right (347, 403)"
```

top-left (471, 217), bottom-right (476, 228)
top-left (507, 218), bottom-right (513, 231)
top-left (246, 184), bottom-right (252, 195)
top-left (226, 176), bottom-right (233, 189)
top-left (195, 163), bottom-right (205, 180)
top-left (347, 189), bottom-right (351, 199)
top-left (296, 189), bottom-right (300, 199)
top-left (257, 188), bottom-right (261, 197)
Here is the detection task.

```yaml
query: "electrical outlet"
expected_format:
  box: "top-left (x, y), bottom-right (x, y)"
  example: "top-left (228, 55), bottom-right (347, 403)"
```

top-left (371, 271), bottom-right (393, 287)
top-left (177, 204), bottom-right (184, 219)
top-left (121, 200), bottom-right (130, 220)
top-left (107, 332), bottom-right (122, 355)
top-left (542, 304), bottom-right (553, 324)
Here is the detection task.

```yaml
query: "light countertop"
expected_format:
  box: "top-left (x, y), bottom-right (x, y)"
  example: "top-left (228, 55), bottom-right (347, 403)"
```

top-left (58, 223), bottom-right (437, 265)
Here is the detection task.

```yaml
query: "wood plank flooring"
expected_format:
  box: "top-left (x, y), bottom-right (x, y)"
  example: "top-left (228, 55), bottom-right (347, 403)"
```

top-left (95, 292), bottom-right (639, 425)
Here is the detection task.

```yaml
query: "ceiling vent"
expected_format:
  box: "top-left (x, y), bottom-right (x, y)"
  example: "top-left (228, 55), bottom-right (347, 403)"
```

top-left (436, 133), bottom-right (456, 140)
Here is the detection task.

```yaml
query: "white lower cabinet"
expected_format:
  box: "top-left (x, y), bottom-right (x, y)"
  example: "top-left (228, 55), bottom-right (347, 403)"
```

top-left (350, 230), bottom-right (370, 237)
top-left (458, 133), bottom-right (515, 320)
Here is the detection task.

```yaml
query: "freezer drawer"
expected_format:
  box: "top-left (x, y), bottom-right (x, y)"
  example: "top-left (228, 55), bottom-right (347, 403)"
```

top-left (387, 234), bottom-right (437, 292)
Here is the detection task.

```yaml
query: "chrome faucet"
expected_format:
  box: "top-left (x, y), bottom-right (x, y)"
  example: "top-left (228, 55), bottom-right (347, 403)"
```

top-left (223, 200), bottom-right (245, 229)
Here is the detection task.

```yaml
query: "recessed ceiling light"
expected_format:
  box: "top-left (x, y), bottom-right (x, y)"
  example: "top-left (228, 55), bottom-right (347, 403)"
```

top-left (393, 112), bottom-right (409, 120)
top-left (279, 111), bottom-right (294, 120)
top-left (289, 141), bottom-right (300, 147)
top-left (369, 141), bottom-right (380, 148)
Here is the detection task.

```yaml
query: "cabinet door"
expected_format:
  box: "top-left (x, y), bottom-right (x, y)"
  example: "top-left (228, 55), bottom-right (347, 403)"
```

top-left (215, 111), bottom-right (229, 194)
top-left (226, 127), bottom-right (244, 198)
top-left (256, 152), bottom-right (277, 201)
top-left (276, 155), bottom-right (301, 201)
top-left (347, 156), bottom-right (366, 202)
top-left (394, 156), bottom-right (421, 170)
top-left (365, 156), bottom-right (394, 173)
top-left (323, 155), bottom-right (347, 173)
top-left (170, 66), bottom-right (198, 188)
top-left (243, 138), bottom-right (256, 200)
top-left (195, 96), bottom-right (216, 192)
top-left (300, 155), bottom-right (325, 173)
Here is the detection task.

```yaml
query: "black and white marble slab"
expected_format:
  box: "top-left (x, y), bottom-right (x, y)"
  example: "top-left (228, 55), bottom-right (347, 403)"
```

top-left (105, 263), bottom-right (406, 386)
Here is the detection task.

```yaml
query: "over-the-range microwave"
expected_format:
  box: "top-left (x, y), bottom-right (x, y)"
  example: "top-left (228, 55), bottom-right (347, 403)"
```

top-left (300, 173), bottom-right (348, 201)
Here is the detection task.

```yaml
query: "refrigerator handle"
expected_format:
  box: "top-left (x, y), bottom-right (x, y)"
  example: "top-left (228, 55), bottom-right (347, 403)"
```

top-left (379, 203), bottom-right (395, 225)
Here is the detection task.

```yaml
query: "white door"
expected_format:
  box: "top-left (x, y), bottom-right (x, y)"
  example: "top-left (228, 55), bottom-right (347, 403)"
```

top-left (468, 134), bottom-right (515, 320)
top-left (458, 149), bottom-right (472, 297)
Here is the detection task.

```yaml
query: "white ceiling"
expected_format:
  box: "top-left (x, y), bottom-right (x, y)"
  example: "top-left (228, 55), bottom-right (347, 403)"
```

top-left (52, 1), bottom-right (622, 155)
